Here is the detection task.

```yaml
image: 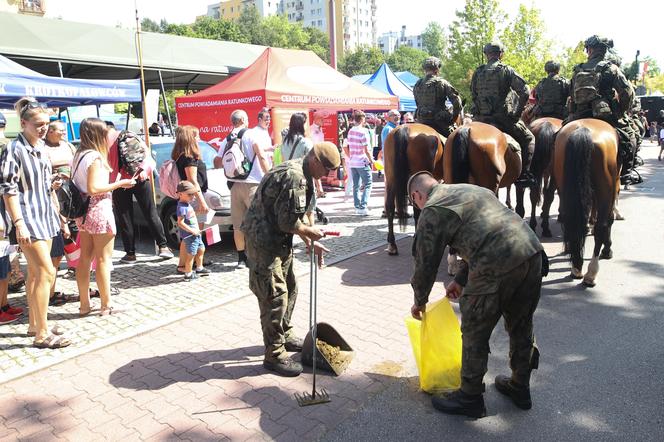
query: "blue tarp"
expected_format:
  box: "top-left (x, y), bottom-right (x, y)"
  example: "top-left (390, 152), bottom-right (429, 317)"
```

top-left (0, 54), bottom-right (141, 108)
top-left (395, 71), bottom-right (420, 88)
top-left (362, 64), bottom-right (416, 112)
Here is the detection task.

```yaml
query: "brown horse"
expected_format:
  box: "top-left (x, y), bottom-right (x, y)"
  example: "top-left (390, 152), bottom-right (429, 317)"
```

top-left (516, 117), bottom-right (563, 236)
top-left (383, 123), bottom-right (444, 255)
top-left (553, 118), bottom-right (620, 287)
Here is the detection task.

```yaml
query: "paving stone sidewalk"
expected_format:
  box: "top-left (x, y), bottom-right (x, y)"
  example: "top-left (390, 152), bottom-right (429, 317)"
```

top-left (0, 180), bottom-right (414, 384)
top-left (0, 230), bottom-right (448, 441)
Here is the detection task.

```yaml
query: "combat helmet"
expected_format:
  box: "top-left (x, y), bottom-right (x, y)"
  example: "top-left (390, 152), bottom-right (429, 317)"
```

top-left (422, 56), bottom-right (442, 72)
top-left (584, 35), bottom-right (611, 50)
top-left (544, 60), bottom-right (560, 74)
top-left (483, 42), bottom-right (504, 54)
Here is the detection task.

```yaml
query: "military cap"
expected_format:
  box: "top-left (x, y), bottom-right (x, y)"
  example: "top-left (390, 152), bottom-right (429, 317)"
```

top-left (584, 35), bottom-right (611, 49)
top-left (422, 56), bottom-right (442, 71)
top-left (313, 141), bottom-right (341, 170)
top-left (483, 42), bottom-right (504, 54)
top-left (544, 60), bottom-right (560, 73)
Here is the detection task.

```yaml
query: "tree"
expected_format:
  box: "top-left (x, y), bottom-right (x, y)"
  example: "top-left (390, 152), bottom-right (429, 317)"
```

top-left (387, 46), bottom-right (428, 77)
top-left (141, 18), bottom-right (160, 33)
top-left (303, 26), bottom-right (330, 63)
top-left (255, 14), bottom-right (308, 49)
top-left (500, 4), bottom-right (553, 87)
top-left (338, 45), bottom-right (385, 77)
top-left (559, 41), bottom-right (586, 79)
top-left (191, 16), bottom-right (247, 43)
top-left (444, 0), bottom-right (506, 105)
top-left (237, 5), bottom-right (262, 44)
top-left (421, 22), bottom-right (446, 59)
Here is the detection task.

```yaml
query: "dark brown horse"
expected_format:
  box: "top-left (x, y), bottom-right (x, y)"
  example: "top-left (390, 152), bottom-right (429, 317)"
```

top-left (383, 123), bottom-right (444, 255)
top-left (553, 118), bottom-right (620, 287)
top-left (517, 117), bottom-right (562, 236)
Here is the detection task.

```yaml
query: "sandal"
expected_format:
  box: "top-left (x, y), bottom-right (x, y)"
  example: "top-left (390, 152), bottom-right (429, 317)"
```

top-left (79, 308), bottom-right (91, 317)
top-left (100, 306), bottom-right (124, 316)
top-left (89, 288), bottom-right (100, 298)
top-left (27, 325), bottom-right (67, 337)
top-left (49, 292), bottom-right (68, 306)
top-left (34, 333), bottom-right (72, 349)
top-left (177, 266), bottom-right (185, 274)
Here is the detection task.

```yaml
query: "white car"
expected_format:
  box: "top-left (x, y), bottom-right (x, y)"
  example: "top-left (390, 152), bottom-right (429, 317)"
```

top-left (148, 137), bottom-right (232, 248)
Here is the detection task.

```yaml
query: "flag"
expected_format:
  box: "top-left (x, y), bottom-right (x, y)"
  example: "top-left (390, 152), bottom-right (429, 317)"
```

top-left (205, 224), bottom-right (221, 245)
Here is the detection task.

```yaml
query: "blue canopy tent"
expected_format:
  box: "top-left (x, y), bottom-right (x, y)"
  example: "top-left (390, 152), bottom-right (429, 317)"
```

top-left (395, 71), bottom-right (420, 88)
top-left (0, 54), bottom-right (141, 108)
top-left (362, 63), bottom-right (415, 112)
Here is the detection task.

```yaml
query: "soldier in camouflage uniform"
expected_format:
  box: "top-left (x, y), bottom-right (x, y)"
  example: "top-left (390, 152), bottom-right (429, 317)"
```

top-left (242, 142), bottom-right (340, 377)
top-left (408, 171), bottom-right (544, 418)
top-left (532, 61), bottom-right (570, 120)
top-left (567, 35), bottom-right (636, 183)
top-left (413, 57), bottom-right (462, 137)
top-left (471, 43), bottom-right (536, 188)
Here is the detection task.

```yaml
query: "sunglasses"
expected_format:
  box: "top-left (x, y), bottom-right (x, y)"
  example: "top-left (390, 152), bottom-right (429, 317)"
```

top-left (20, 101), bottom-right (47, 118)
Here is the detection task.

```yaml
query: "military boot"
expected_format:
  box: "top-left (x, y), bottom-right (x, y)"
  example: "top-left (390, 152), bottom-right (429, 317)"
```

top-left (431, 389), bottom-right (487, 418)
top-left (263, 356), bottom-right (303, 377)
top-left (494, 375), bottom-right (532, 410)
top-left (284, 336), bottom-right (304, 352)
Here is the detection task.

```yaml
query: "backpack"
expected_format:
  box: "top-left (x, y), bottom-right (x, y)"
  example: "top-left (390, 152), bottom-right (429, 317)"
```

top-left (117, 130), bottom-right (147, 175)
top-left (573, 61), bottom-right (609, 106)
top-left (221, 128), bottom-right (252, 180)
top-left (158, 158), bottom-right (180, 198)
top-left (56, 151), bottom-right (92, 220)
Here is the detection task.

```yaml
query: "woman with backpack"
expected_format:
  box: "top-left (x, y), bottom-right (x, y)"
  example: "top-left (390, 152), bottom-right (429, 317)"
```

top-left (171, 125), bottom-right (211, 275)
top-left (0, 97), bottom-right (67, 348)
top-left (71, 118), bottom-right (135, 317)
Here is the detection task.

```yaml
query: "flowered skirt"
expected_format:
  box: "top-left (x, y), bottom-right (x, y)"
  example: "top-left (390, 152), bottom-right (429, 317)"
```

top-left (76, 193), bottom-right (116, 235)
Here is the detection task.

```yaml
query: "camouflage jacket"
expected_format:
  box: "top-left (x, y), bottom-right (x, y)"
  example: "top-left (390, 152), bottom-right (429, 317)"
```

top-left (470, 59), bottom-right (530, 119)
top-left (570, 53), bottom-right (634, 118)
top-left (534, 74), bottom-right (570, 115)
top-left (411, 184), bottom-right (542, 304)
top-left (413, 75), bottom-right (461, 122)
top-left (241, 160), bottom-right (314, 257)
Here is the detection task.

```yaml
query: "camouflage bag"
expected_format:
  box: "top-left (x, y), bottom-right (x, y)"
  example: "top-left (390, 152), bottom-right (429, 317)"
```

top-left (573, 61), bottom-right (609, 106)
top-left (117, 130), bottom-right (147, 175)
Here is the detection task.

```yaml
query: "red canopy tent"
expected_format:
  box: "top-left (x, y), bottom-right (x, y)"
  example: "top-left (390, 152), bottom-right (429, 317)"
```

top-left (175, 47), bottom-right (399, 143)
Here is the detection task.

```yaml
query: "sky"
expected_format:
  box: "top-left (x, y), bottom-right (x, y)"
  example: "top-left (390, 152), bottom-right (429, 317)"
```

top-left (48, 0), bottom-right (663, 68)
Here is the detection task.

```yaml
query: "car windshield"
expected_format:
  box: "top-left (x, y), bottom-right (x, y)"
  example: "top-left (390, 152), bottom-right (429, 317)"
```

top-left (151, 141), bottom-right (217, 169)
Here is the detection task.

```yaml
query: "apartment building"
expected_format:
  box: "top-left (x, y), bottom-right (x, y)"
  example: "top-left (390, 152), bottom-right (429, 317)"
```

top-left (0, 0), bottom-right (46, 16)
top-left (206, 0), bottom-right (279, 21)
top-left (378, 26), bottom-right (424, 55)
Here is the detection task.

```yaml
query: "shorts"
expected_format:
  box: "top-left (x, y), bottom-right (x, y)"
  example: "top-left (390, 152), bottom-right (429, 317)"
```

top-left (230, 182), bottom-right (258, 230)
top-left (50, 231), bottom-right (65, 258)
top-left (0, 256), bottom-right (10, 280)
top-left (182, 235), bottom-right (205, 256)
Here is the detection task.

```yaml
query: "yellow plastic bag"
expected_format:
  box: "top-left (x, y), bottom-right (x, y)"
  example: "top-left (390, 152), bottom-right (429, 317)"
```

top-left (405, 297), bottom-right (462, 393)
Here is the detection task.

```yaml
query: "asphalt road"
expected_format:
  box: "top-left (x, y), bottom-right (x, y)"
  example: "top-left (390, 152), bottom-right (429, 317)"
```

top-left (324, 141), bottom-right (664, 441)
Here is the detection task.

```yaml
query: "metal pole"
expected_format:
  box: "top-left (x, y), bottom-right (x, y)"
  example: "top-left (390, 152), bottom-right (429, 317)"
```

top-left (57, 61), bottom-right (76, 140)
top-left (328, 0), bottom-right (337, 69)
top-left (134, 2), bottom-right (151, 147)
top-left (126, 102), bottom-right (132, 130)
top-left (157, 69), bottom-right (172, 134)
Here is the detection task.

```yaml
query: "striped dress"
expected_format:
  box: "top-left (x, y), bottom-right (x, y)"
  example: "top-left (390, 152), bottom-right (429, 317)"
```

top-left (0, 133), bottom-right (60, 240)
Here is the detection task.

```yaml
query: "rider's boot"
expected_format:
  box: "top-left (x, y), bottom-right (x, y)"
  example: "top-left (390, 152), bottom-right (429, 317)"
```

top-left (515, 141), bottom-right (536, 188)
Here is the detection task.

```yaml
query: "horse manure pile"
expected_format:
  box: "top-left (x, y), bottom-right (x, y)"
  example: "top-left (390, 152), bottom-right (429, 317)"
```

top-left (316, 338), bottom-right (353, 373)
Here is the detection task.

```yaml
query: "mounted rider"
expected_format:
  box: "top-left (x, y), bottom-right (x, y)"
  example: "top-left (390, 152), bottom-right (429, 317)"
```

top-left (566, 35), bottom-right (636, 183)
top-left (413, 56), bottom-right (462, 137)
top-left (471, 43), bottom-right (536, 188)
top-left (532, 60), bottom-right (570, 120)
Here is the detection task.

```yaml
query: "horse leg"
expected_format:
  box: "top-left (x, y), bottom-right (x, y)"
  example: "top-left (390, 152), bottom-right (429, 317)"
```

top-left (515, 186), bottom-right (525, 218)
top-left (529, 187), bottom-right (538, 231)
top-left (540, 177), bottom-right (555, 237)
top-left (385, 188), bottom-right (398, 256)
top-left (505, 185), bottom-right (513, 209)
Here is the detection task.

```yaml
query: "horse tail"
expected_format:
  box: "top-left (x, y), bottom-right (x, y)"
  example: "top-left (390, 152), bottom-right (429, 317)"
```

top-left (392, 125), bottom-right (410, 230)
top-left (452, 126), bottom-right (471, 183)
top-left (531, 121), bottom-right (557, 206)
top-left (562, 127), bottom-right (594, 267)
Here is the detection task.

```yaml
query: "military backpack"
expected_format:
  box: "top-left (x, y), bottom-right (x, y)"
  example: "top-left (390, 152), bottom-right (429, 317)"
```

top-left (572, 61), bottom-right (610, 106)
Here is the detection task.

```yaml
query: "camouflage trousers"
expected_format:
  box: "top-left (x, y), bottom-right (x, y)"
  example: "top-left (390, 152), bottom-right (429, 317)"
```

top-left (475, 115), bottom-right (535, 172)
top-left (458, 252), bottom-right (542, 395)
top-left (416, 118), bottom-right (455, 138)
top-left (246, 244), bottom-right (298, 363)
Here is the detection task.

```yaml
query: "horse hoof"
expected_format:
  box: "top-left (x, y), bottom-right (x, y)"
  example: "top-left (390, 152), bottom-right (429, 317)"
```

top-left (582, 278), bottom-right (596, 287)
top-left (387, 245), bottom-right (399, 256)
top-left (600, 250), bottom-right (613, 260)
top-left (570, 269), bottom-right (583, 279)
top-left (615, 214), bottom-right (625, 221)
top-left (542, 229), bottom-right (552, 238)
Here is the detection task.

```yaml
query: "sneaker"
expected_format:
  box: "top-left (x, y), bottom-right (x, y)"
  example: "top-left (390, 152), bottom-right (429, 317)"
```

top-left (195, 267), bottom-right (211, 276)
top-left (431, 389), bottom-right (487, 418)
top-left (236, 260), bottom-right (247, 270)
top-left (2, 304), bottom-right (23, 316)
top-left (263, 357), bottom-right (303, 377)
top-left (8, 281), bottom-right (25, 293)
top-left (357, 208), bottom-right (369, 216)
top-left (494, 375), bottom-right (532, 410)
top-left (184, 272), bottom-right (198, 282)
top-left (158, 247), bottom-right (174, 259)
top-left (119, 254), bottom-right (137, 264)
top-left (284, 336), bottom-right (304, 352)
top-left (0, 311), bottom-right (19, 325)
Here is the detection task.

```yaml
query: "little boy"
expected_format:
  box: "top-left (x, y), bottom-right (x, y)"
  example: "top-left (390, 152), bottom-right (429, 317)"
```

top-left (176, 181), bottom-right (206, 281)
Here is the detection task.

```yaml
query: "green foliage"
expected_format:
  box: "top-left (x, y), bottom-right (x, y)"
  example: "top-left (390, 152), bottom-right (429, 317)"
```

top-left (191, 16), bottom-right (247, 43)
top-left (387, 46), bottom-right (428, 77)
top-left (500, 4), bottom-right (552, 86)
top-left (304, 26), bottom-right (330, 63)
top-left (141, 18), bottom-right (160, 33)
top-left (237, 5), bottom-right (262, 44)
top-left (421, 22), bottom-right (446, 59)
top-left (338, 45), bottom-right (385, 77)
top-left (444, 0), bottom-right (506, 105)
top-left (559, 41), bottom-right (586, 79)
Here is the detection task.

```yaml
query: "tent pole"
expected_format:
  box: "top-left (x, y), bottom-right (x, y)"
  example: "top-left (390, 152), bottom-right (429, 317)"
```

top-left (157, 70), bottom-right (172, 134)
top-left (126, 102), bottom-right (132, 130)
top-left (134, 2), bottom-right (150, 145)
top-left (96, 105), bottom-right (100, 118)
top-left (57, 61), bottom-right (75, 140)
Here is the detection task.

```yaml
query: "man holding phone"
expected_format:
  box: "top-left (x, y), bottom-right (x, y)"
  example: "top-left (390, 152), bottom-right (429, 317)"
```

top-left (107, 126), bottom-right (174, 263)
